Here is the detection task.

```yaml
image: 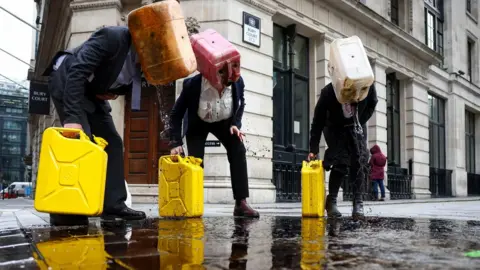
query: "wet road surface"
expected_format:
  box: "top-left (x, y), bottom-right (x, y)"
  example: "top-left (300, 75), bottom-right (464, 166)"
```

top-left (1, 216), bottom-right (479, 269)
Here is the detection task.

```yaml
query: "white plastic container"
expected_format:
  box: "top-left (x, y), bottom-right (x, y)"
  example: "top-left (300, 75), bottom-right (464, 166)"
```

top-left (328, 36), bottom-right (374, 104)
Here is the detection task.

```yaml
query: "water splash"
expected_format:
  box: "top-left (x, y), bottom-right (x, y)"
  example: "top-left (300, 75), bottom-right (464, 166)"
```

top-left (152, 83), bottom-right (175, 140)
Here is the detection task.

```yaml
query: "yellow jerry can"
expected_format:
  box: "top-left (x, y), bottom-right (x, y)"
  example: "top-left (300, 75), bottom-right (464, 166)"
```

top-left (301, 160), bottom-right (326, 217)
top-left (300, 218), bottom-right (326, 269)
top-left (158, 155), bottom-right (204, 218)
top-left (34, 127), bottom-right (108, 216)
top-left (34, 235), bottom-right (109, 269)
top-left (158, 218), bottom-right (205, 268)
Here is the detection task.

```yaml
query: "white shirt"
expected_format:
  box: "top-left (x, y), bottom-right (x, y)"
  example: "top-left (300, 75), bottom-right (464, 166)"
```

top-left (197, 77), bottom-right (233, 123)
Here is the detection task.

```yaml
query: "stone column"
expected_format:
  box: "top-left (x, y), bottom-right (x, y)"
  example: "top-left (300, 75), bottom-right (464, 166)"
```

top-left (447, 95), bottom-right (467, 196)
top-left (368, 59), bottom-right (389, 198)
top-left (179, 0), bottom-right (277, 203)
top-left (70, 0), bottom-right (126, 139)
top-left (405, 78), bottom-right (431, 198)
top-left (315, 34), bottom-right (338, 199)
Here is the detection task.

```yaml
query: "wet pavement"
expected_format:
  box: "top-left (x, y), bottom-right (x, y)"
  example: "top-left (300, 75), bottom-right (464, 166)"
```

top-left (0, 216), bottom-right (479, 269)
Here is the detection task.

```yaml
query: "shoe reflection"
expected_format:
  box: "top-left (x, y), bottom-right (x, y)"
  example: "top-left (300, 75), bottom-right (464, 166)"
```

top-left (229, 217), bottom-right (257, 269)
top-left (301, 218), bottom-right (327, 269)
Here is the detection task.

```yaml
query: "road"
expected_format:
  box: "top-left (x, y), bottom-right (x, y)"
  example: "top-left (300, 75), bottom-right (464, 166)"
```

top-left (0, 198), bottom-right (479, 269)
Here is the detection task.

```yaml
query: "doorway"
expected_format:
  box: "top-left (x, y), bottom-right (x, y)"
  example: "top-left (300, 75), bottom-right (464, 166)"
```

top-left (272, 24), bottom-right (310, 202)
top-left (123, 79), bottom-right (175, 184)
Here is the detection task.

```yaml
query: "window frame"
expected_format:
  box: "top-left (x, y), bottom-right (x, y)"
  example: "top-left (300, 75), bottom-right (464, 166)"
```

top-left (465, 110), bottom-right (476, 174)
top-left (272, 24), bottom-right (310, 151)
top-left (391, 0), bottom-right (399, 25)
top-left (428, 93), bottom-right (446, 169)
top-left (424, 0), bottom-right (444, 57)
top-left (386, 73), bottom-right (401, 166)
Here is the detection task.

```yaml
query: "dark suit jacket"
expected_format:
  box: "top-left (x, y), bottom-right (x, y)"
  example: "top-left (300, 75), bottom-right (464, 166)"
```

top-left (169, 74), bottom-right (246, 148)
top-left (309, 83), bottom-right (377, 167)
top-left (43, 26), bottom-right (133, 124)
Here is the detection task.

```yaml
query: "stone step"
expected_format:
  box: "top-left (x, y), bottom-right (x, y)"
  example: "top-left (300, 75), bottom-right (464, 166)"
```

top-left (128, 184), bottom-right (158, 204)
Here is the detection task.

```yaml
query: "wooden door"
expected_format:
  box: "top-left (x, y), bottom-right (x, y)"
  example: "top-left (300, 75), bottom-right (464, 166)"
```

top-left (124, 80), bottom-right (175, 184)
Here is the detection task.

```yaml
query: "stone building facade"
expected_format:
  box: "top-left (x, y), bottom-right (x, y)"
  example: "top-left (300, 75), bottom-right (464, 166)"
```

top-left (28, 0), bottom-right (480, 203)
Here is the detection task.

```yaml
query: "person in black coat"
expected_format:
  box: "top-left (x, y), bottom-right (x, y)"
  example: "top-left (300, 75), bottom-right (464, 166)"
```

top-left (42, 26), bottom-right (147, 226)
top-left (308, 82), bottom-right (377, 220)
top-left (168, 72), bottom-right (259, 218)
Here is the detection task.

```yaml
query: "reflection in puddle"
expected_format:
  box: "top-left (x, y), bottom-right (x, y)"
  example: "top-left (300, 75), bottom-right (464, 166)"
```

top-left (17, 217), bottom-right (480, 269)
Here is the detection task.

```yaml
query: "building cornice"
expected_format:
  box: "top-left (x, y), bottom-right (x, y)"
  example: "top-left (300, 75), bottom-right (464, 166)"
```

top-left (71, 0), bottom-right (122, 12)
top-left (237, 0), bottom-right (277, 15)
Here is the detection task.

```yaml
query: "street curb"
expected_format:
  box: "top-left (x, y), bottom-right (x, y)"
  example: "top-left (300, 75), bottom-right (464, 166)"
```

top-left (203, 197), bottom-right (480, 210)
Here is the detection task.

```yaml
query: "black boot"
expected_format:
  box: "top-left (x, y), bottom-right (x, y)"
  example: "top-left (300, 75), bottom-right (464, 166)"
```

top-left (352, 198), bottom-right (365, 221)
top-left (326, 195), bottom-right (342, 218)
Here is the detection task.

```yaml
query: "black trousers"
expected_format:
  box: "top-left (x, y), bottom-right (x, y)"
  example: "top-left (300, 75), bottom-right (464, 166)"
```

top-left (328, 126), bottom-right (368, 201)
top-left (50, 96), bottom-right (127, 213)
top-left (186, 119), bottom-right (249, 200)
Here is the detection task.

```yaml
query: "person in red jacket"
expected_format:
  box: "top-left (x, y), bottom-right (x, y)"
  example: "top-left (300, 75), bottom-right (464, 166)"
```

top-left (369, 144), bottom-right (387, 201)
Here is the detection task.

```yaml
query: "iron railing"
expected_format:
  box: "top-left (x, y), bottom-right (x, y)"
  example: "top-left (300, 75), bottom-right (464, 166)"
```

top-left (467, 173), bottom-right (480, 196)
top-left (429, 167), bottom-right (453, 197)
top-left (342, 168), bottom-right (373, 201)
top-left (387, 163), bottom-right (413, 200)
top-left (272, 162), bottom-right (302, 202)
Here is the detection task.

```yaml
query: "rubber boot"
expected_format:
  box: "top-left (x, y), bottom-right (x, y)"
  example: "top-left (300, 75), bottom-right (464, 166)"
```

top-left (352, 197), bottom-right (365, 221)
top-left (326, 195), bottom-right (342, 218)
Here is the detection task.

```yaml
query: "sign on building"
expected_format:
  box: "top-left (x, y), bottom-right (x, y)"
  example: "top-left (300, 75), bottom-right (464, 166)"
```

top-left (28, 81), bottom-right (50, 115)
top-left (205, 140), bottom-right (221, 147)
top-left (242, 12), bottom-right (261, 47)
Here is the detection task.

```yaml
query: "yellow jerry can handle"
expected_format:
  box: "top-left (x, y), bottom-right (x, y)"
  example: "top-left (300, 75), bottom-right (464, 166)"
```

top-left (302, 160), bottom-right (323, 169)
top-left (169, 155), bottom-right (203, 166)
top-left (52, 127), bottom-right (108, 149)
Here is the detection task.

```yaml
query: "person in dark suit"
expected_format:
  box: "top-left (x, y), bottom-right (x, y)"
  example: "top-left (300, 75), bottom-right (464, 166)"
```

top-left (308, 83), bottom-right (377, 220)
top-left (168, 72), bottom-right (259, 218)
top-left (42, 26), bottom-right (146, 226)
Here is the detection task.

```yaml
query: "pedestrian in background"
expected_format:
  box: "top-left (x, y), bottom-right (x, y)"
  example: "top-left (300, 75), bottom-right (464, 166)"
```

top-left (369, 144), bottom-right (387, 201)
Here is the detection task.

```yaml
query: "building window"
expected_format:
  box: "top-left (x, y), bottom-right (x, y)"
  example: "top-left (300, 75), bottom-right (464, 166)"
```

top-left (2, 132), bottom-right (21, 143)
top-left (391, 0), bottom-right (399, 25)
top-left (424, 0), bottom-right (444, 56)
top-left (1, 146), bottom-right (21, 155)
top-left (467, 0), bottom-right (472, 13)
top-left (3, 120), bottom-right (22, 131)
top-left (465, 110), bottom-right (476, 173)
top-left (468, 38), bottom-right (475, 82)
top-left (428, 94), bottom-right (446, 169)
top-left (386, 73), bottom-right (401, 166)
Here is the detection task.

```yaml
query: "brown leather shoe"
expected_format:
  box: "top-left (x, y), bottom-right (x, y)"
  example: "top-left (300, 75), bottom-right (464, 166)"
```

top-left (233, 199), bottom-right (259, 218)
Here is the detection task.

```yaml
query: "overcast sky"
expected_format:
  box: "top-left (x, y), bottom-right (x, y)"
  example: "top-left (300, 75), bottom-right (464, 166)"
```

top-left (0, 0), bottom-right (35, 85)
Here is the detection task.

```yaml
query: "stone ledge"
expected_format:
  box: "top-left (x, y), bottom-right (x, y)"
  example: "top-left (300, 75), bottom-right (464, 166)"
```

top-left (71, 0), bottom-right (122, 11)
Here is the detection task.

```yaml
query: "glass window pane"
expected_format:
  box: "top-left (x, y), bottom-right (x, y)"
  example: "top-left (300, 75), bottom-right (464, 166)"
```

top-left (293, 36), bottom-right (308, 76)
top-left (273, 71), bottom-right (287, 145)
top-left (273, 26), bottom-right (285, 66)
top-left (393, 111), bottom-right (401, 164)
top-left (439, 126), bottom-right (445, 168)
top-left (439, 98), bottom-right (445, 124)
top-left (429, 123), bottom-right (434, 167)
top-left (294, 78), bottom-right (309, 150)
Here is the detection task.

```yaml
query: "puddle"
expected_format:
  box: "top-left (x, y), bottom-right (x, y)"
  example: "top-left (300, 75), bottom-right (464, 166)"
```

top-left (2, 216), bottom-right (479, 269)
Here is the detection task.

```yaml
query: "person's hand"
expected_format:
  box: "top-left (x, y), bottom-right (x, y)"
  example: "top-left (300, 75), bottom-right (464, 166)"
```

top-left (170, 146), bottom-right (184, 161)
top-left (307, 153), bottom-right (316, 161)
top-left (96, 94), bottom-right (118, 100)
top-left (62, 123), bottom-right (83, 138)
top-left (230, 126), bottom-right (245, 142)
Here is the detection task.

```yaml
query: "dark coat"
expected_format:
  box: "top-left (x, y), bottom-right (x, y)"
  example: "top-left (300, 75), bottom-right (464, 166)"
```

top-left (369, 144), bottom-right (387, 179)
top-left (168, 74), bottom-right (246, 148)
top-left (43, 26), bottom-right (134, 124)
top-left (309, 83), bottom-right (378, 168)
